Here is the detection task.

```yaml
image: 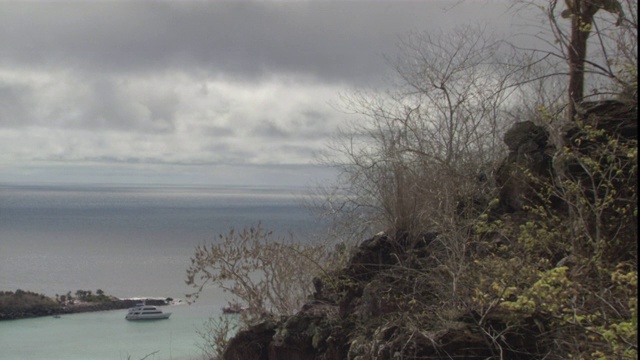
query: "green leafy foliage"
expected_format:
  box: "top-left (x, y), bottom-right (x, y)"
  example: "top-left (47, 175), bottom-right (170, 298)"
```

top-left (470, 118), bottom-right (637, 359)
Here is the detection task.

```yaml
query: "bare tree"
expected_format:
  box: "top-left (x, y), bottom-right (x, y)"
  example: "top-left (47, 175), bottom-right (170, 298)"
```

top-left (186, 225), bottom-right (330, 318)
top-left (322, 26), bottom-right (530, 239)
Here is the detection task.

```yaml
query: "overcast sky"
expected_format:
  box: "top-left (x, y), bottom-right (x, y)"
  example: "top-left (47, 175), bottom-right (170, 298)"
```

top-left (0, 0), bottom-right (525, 187)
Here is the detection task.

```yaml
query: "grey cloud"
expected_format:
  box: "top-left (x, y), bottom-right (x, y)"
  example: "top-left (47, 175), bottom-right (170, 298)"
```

top-left (0, 1), bottom-right (512, 85)
top-left (77, 78), bottom-right (179, 132)
top-left (295, 111), bottom-right (335, 140)
top-left (85, 80), bottom-right (139, 129)
top-left (0, 73), bottom-right (180, 131)
top-left (142, 92), bottom-right (180, 129)
top-left (277, 144), bottom-right (318, 159)
top-left (248, 110), bottom-right (336, 141)
top-left (202, 125), bottom-right (236, 138)
top-left (0, 0), bottom-right (529, 186)
top-left (203, 142), bottom-right (255, 164)
top-left (0, 83), bottom-right (30, 127)
top-left (300, 110), bottom-right (327, 121)
top-left (204, 141), bottom-right (234, 155)
top-left (251, 120), bottom-right (291, 139)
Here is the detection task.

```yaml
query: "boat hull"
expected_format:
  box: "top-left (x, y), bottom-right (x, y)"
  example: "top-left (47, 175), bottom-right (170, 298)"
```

top-left (125, 313), bottom-right (171, 320)
top-left (125, 304), bottom-right (172, 320)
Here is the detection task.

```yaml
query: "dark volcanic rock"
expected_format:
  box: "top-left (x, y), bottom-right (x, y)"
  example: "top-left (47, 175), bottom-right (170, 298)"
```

top-left (496, 100), bottom-right (637, 213)
top-left (574, 100), bottom-right (638, 140)
top-left (345, 233), bottom-right (400, 280)
top-left (495, 121), bottom-right (553, 212)
top-left (223, 320), bottom-right (277, 360)
top-left (503, 120), bottom-right (548, 153)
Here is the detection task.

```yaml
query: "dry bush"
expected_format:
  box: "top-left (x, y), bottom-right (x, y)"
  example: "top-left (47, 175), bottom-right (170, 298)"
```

top-left (186, 223), bottom-right (335, 358)
top-left (321, 26), bottom-right (522, 242)
top-left (186, 224), bottom-right (331, 317)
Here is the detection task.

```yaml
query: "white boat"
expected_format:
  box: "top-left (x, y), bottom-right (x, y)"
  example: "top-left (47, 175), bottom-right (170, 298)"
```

top-left (125, 303), bottom-right (171, 320)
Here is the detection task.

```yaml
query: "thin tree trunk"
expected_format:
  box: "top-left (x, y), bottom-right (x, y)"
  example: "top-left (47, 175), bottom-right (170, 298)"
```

top-left (567, 14), bottom-right (591, 121)
top-left (565, 0), bottom-right (609, 122)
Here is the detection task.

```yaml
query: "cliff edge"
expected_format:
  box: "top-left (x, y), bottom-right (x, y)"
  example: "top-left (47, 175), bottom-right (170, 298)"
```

top-left (222, 100), bottom-right (637, 360)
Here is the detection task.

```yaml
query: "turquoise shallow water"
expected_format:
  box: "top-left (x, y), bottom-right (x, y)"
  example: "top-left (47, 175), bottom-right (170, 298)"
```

top-left (0, 302), bottom-right (230, 360)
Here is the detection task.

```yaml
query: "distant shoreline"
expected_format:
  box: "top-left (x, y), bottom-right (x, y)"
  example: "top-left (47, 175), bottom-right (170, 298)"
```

top-left (0, 290), bottom-right (174, 321)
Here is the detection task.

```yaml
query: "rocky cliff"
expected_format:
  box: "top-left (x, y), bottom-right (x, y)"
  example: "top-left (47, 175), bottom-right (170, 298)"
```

top-left (222, 100), bottom-right (637, 360)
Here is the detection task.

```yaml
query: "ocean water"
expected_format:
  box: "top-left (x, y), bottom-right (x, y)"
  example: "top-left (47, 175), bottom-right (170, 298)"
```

top-left (0, 303), bottom-right (224, 360)
top-left (0, 183), bottom-right (329, 360)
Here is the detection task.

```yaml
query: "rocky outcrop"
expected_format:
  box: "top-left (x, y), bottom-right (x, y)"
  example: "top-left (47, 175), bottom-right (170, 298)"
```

top-left (222, 100), bottom-right (637, 360)
top-left (0, 305), bottom-right (59, 320)
top-left (495, 100), bottom-right (637, 214)
top-left (572, 100), bottom-right (638, 140)
top-left (495, 120), bottom-right (552, 212)
top-left (223, 231), bottom-right (548, 360)
top-left (223, 320), bottom-right (278, 360)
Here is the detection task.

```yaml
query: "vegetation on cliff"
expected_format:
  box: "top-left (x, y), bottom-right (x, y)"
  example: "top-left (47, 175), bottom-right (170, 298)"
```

top-left (187, 1), bottom-right (637, 359)
top-left (0, 290), bottom-right (59, 319)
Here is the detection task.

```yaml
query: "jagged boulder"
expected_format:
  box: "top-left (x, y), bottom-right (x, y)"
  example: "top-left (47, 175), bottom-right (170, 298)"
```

top-left (345, 233), bottom-right (401, 280)
top-left (223, 320), bottom-right (278, 360)
top-left (222, 310), bottom-right (347, 360)
top-left (495, 121), bottom-right (552, 212)
top-left (495, 100), bottom-right (637, 213)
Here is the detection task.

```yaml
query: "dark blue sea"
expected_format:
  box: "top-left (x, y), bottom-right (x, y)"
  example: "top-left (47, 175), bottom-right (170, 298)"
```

top-left (0, 183), bottom-right (329, 359)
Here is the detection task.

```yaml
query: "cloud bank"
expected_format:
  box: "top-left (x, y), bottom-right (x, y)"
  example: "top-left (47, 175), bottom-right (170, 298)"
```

top-left (0, 0), bottom-right (514, 186)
